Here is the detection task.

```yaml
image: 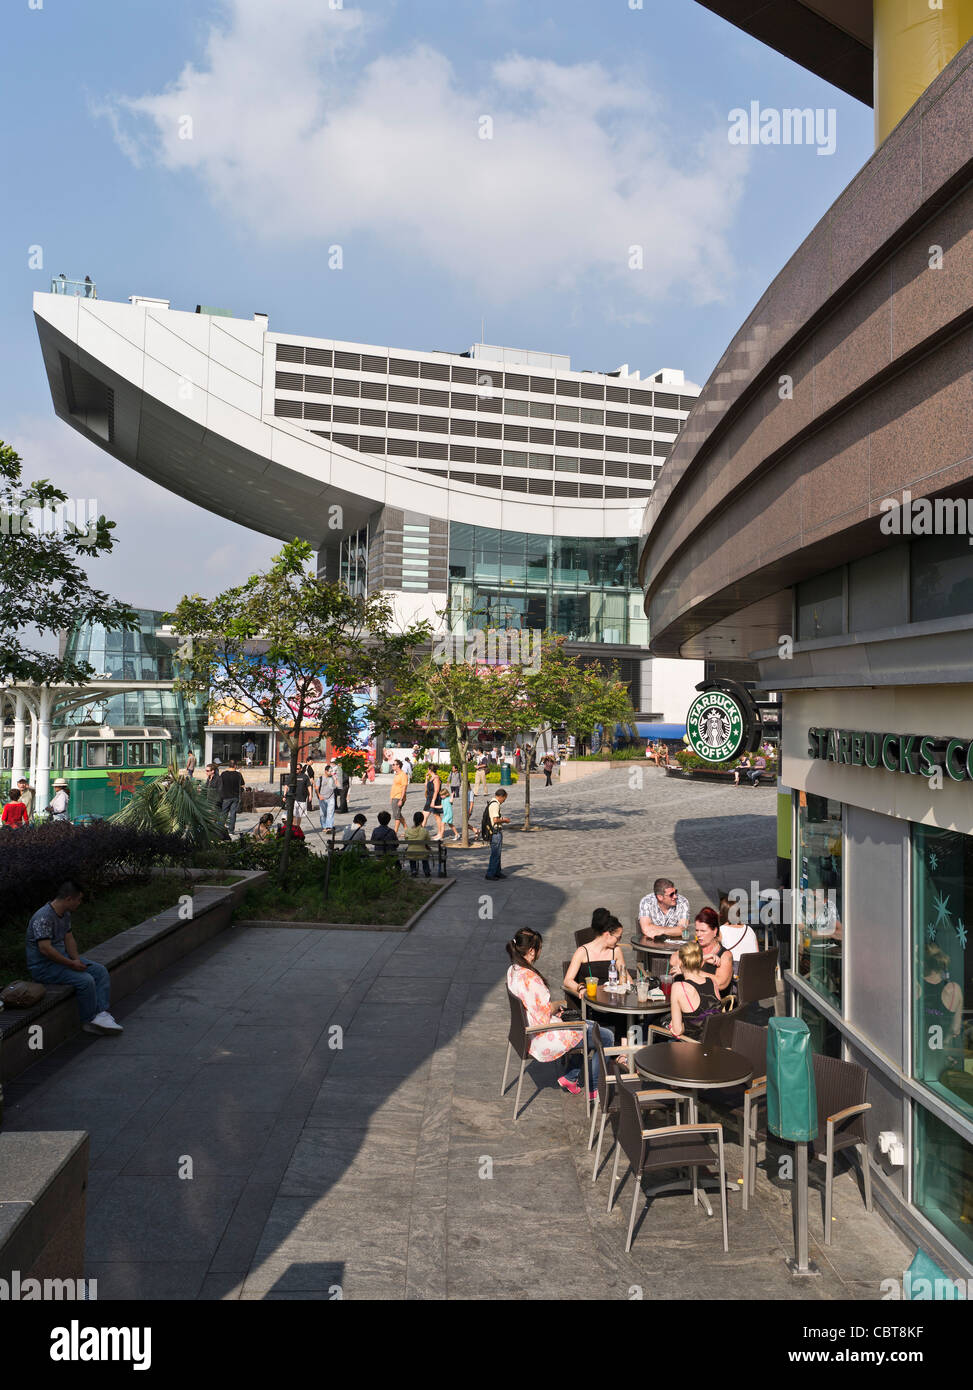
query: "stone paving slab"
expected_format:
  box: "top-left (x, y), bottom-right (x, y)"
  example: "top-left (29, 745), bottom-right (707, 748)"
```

top-left (3, 769), bottom-right (912, 1300)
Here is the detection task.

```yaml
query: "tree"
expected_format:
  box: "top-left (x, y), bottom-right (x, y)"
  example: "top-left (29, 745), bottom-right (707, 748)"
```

top-left (0, 440), bottom-right (137, 682)
top-left (168, 541), bottom-right (429, 879)
top-left (375, 633), bottom-right (635, 840)
top-left (374, 658), bottom-right (525, 848)
top-left (517, 638), bottom-right (634, 829)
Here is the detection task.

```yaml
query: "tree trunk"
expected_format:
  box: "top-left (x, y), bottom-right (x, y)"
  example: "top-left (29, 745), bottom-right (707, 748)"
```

top-left (278, 729), bottom-right (300, 882)
top-left (523, 748), bottom-right (532, 830)
top-left (458, 732), bottom-right (471, 848)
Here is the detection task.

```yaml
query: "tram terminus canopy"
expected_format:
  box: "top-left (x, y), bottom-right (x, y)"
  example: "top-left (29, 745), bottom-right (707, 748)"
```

top-left (1, 678), bottom-right (174, 811)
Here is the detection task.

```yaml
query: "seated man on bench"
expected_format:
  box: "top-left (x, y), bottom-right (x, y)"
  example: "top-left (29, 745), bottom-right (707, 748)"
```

top-left (371, 809), bottom-right (400, 864)
top-left (25, 880), bottom-right (123, 1035)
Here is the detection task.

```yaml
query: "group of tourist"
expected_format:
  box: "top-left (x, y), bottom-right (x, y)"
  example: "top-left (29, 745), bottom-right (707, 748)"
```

top-left (2, 776), bottom-right (70, 828)
top-left (505, 878), bottom-right (761, 1100)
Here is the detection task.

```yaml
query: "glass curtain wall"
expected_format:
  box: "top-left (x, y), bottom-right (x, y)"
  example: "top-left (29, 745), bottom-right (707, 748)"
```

top-left (447, 524), bottom-right (647, 644)
top-left (59, 610), bottom-right (206, 765)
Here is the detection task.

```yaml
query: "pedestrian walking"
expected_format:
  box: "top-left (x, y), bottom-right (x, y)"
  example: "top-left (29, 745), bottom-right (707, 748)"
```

top-left (422, 764), bottom-right (444, 839)
top-left (483, 788), bottom-right (510, 880)
top-left (317, 762), bottom-right (337, 832)
top-left (474, 752), bottom-right (488, 795)
top-left (542, 753), bottom-right (555, 786)
top-left (185, 750), bottom-right (197, 777)
top-left (390, 759), bottom-right (409, 836)
top-left (204, 764), bottom-right (222, 804)
top-left (440, 783), bottom-right (461, 841)
top-left (219, 760), bottom-right (245, 834)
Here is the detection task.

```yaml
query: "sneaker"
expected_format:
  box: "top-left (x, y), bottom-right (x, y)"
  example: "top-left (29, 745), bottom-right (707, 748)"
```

top-left (82, 1022), bottom-right (102, 1035)
top-left (90, 1011), bottom-right (123, 1033)
top-left (588, 1091), bottom-right (598, 1102)
top-left (557, 1076), bottom-right (582, 1095)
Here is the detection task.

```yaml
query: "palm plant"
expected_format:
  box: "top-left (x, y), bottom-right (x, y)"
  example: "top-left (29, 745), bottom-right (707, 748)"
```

top-left (109, 762), bottom-right (226, 847)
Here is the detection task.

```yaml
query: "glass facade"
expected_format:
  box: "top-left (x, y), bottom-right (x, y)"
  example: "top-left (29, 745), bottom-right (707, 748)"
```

top-left (913, 1106), bottom-right (973, 1266)
top-left (447, 524), bottom-right (647, 645)
top-left (796, 993), bottom-right (842, 1058)
top-left (796, 792), bottom-right (843, 1010)
top-left (339, 525), bottom-right (369, 596)
top-left (60, 610), bottom-right (207, 765)
top-left (912, 825), bottom-right (973, 1124)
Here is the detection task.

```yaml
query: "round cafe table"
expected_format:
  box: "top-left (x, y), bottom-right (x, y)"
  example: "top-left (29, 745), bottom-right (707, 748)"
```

top-left (632, 1041), bottom-right (753, 1214)
top-left (630, 935), bottom-right (685, 971)
top-left (579, 984), bottom-right (670, 1116)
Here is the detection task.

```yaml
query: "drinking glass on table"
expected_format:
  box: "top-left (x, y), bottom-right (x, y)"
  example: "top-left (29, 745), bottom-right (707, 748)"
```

top-left (585, 977), bottom-right (598, 1000)
top-left (636, 978), bottom-right (650, 1003)
top-left (661, 973), bottom-right (673, 1000)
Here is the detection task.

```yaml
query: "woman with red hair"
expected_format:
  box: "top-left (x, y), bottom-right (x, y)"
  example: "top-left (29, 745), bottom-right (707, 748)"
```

top-left (669, 906), bottom-right (734, 995)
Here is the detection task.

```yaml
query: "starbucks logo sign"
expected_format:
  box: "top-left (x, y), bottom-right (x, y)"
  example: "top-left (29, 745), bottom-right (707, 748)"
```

top-left (686, 690), bottom-right (745, 762)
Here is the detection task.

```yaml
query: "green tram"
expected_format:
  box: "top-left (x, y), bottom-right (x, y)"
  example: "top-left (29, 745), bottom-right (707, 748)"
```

top-left (50, 726), bottom-right (172, 819)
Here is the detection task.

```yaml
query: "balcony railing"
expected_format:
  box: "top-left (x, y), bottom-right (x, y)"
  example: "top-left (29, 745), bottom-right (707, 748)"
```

top-left (51, 277), bottom-right (97, 299)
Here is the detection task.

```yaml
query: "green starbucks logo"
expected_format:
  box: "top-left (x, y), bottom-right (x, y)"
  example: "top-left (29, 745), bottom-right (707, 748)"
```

top-left (686, 690), bottom-right (745, 762)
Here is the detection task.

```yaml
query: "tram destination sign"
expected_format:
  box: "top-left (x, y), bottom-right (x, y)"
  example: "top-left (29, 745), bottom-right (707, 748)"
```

top-left (808, 727), bottom-right (973, 782)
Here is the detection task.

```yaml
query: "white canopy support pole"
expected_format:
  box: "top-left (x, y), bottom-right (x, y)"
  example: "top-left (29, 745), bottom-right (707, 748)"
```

top-left (12, 691), bottom-right (27, 783)
top-left (28, 708), bottom-right (38, 790)
top-left (35, 688), bottom-right (53, 812)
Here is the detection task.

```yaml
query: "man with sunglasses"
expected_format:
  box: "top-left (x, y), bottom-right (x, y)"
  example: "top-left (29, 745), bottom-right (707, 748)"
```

top-left (638, 877), bottom-right (690, 941)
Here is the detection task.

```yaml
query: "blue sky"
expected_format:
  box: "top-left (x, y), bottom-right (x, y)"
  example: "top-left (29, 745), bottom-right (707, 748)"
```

top-left (0, 0), bottom-right (873, 609)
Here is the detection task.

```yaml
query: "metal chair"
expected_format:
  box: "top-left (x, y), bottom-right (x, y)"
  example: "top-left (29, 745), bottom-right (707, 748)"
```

top-left (811, 1053), bottom-right (873, 1243)
top-left (607, 1059), bottom-right (728, 1253)
top-left (736, 947), bottom-right (779, 1008)
top-left (500, 988), bottom-right (587, 1121)
top-left (587, 1027), bottom-right (687, 1181)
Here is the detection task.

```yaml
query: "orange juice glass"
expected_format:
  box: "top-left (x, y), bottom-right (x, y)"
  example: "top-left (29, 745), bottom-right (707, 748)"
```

top-left (585, 978), bottom-right (598, 1000)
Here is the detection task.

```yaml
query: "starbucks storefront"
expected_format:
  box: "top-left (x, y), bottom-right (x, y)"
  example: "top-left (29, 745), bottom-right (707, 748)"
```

top-left (783, 685), bottom-right (973, 1272)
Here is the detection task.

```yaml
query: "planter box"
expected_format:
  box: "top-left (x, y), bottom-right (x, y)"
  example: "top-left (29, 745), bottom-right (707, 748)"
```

top-left (665, 767), bottom-right (776, 786)
top-left (0, 1131), bottom-right (89, 1286)
top-left (0, 871), bottom-right (267, 1085)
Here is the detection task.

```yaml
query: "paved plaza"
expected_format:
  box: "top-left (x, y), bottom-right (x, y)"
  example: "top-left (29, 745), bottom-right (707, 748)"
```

top-left (5, 767), bottom-right (911, 1299)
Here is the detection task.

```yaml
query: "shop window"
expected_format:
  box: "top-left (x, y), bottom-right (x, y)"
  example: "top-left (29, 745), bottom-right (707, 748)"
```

top-left (912, 824), bottom-right (973, 1124)
top-left (796, 792), bottom-right (843, 1010)
top-left (913, 1105), bottom-right (973, 1267)
top-left (911, 532), bottom-right (973, 624)
top-left (795, 994), bottom-right (842, 1058)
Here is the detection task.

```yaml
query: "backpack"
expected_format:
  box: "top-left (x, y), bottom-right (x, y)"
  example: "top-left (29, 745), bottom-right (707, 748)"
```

top-left (481, 799), bottom-right (498, 840)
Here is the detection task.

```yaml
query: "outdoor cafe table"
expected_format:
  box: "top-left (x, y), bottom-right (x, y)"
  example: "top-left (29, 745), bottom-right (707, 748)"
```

top-left (630, 934), bottom-right (684, 973)
top-left (632, 1040), bottom-right (753, 1215)
top-left (580, 983), bottom-right (670, 1115)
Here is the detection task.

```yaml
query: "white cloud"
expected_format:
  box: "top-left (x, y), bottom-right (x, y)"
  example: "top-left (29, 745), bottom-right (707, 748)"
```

top-left (7, 416), bottom-right (281, 612)
top-left (104, 0), bottom-right (748, 305)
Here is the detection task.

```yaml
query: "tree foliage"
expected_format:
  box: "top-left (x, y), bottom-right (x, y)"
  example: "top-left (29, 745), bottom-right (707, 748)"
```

top-left (0, 440), bottom-right (137, 683)
top-left (168, 540), bottom-right (429, 876)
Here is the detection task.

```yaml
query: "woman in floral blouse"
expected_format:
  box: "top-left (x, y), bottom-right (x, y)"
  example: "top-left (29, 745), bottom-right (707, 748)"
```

top-left (506, 928), bottom-right (613, 1097)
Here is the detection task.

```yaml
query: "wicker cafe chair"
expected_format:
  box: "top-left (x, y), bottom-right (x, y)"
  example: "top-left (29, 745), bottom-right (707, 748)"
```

top-left (501, 989), bottom-right (588, 1122)
top-left (589, 1030), bottom-right (687, 1182)
top-left (812, 1053), bottom-right (873, 1243)
top-left (607, 1059), bottom-right (728, 1254)
top-left (736, 947), bottom-right (779, 1008)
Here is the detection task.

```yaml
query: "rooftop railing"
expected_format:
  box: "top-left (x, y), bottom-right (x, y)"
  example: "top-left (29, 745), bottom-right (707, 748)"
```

top-left (51, 277), bottom-right (97, 299)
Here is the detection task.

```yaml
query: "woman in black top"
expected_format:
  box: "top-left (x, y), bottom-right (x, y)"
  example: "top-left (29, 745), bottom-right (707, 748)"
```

top-left (563, 914), bottom-right (630, 1001)
top-left (669, 941), bottom-right (721, 1040)
top-left (668, 906), bottom-right (733, 995)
